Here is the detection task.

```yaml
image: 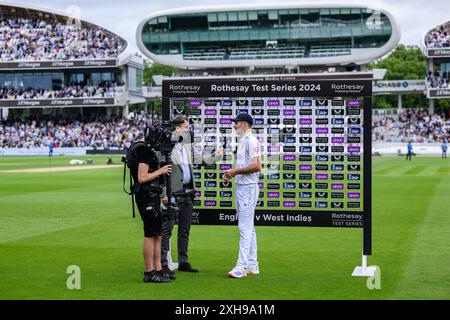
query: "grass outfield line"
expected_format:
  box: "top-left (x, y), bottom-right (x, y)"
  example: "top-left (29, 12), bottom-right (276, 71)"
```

top-left (0, 155), bottom-right (448, 299)
top-left (0, 165), bottom-right (121, 173)
top-left (0, 155), bottom-right (124, 171)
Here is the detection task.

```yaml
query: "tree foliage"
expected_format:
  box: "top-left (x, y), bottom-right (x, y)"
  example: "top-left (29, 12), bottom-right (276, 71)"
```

top-left (143, 61), bottom-right (176, 85)
top-left (368, 45), bottom-right (429, 109)
top-left (368, 44), bottom-right (426, 80)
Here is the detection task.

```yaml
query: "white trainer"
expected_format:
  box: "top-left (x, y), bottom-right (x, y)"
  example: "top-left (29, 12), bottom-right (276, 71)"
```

top-left (227, 267), bottom-right (247, 278)
top-left (245, 265), bottom-right (260, 275)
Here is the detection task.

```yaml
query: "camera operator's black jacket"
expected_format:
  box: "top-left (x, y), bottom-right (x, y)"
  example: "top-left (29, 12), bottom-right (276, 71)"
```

top-left (161, 143), bottom-right (221, 196)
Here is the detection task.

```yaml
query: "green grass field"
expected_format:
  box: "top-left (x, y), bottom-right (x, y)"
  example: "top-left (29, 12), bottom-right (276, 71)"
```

top-left (0, 155), bottom-right (448, 299)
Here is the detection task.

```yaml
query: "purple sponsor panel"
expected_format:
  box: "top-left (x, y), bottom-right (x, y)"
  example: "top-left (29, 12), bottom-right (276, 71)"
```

top-left (195, 191), bottom-right (202, 198)
top-left (268, 192), bottom-right (280, 198)
top-left (204, 200), bottom-right (217, 207)
top-left (348, 146), bottom-right (361, 153)
top-left (283, 109), bottom-right (296, 116)
top-left (258, 182), bottom-right (264, 189)
top-left (316, 128), bottom-right (329, 134)
top-left (189, 99), bottom-right (202, 107)
top-left (348, 192), bottom-right (361, 199)
top-left (220, 118), bottom-right (232, 125)
top-left (268, 145), bottom-right (280, 153)
top-left (331, 183), bottom-right (344, 190)
top-left (220, 164), bottom-right (232, 170)
top-left (347, 99), bottom-right (361, 107)
top-left (315, 174), bottom-right (329, 180)
top-left (283, 154), bottom-right (296, 161)
top-left (332, 137), bottom-right (345, 143)
top-left (299, 118), bottom-right (312, 125)
top-left (267, 100), bottom-right (280, 107)
top-left (300, 164), bottom-right (312, 171)
top-left (257, 136), bottom-right (264, 143)
top-left (283, 201), bottom-right (296, 208)
top-left (204, 109), bottom-right (217, 116)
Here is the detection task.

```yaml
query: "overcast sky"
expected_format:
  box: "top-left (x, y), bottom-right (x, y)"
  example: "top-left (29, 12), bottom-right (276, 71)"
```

top-left (2, 0), bottom-right (449, 55)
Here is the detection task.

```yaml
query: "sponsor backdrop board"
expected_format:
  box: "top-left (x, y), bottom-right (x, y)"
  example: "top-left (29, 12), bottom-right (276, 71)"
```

top-left (163, 78), bottom-right (372, 254)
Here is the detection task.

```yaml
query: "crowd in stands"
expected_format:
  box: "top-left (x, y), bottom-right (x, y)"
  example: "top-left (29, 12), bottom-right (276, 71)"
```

top-left (372, 109), bottom-right (449, 143)
top-left (0, 80), bottom-right (125, 99)
top-left (425, 24), bottom-right (450, 48)
top-left (1, 108), bottom-right (448, 148)
top-left (0, 17), bottom-right (124, 61)
top-left (426, 71), bottom-right (450, 89)
top-left (0, 111), bottom-right (161, 149)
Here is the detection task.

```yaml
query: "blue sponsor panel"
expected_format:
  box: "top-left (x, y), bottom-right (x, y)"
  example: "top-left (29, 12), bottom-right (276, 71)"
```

top-left (221, 99), bottom-right (233, 107)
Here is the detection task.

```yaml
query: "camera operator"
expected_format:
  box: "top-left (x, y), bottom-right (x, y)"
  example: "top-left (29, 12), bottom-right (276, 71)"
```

top-left (131, 134), bottom-right (173, 283)
top-left (160, 115), bottom-right (223, 277)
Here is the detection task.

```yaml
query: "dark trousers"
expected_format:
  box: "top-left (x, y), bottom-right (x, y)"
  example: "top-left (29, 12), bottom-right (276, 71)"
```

top-left (442, 151), bottom-right (447, 159)
top-left (406, 151), bottom-right (412, 160)
top-left (161, 196), bottom-right (193, 267)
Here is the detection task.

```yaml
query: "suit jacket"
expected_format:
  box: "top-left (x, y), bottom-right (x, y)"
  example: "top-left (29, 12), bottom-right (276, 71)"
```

top-left (161, 143), bottom-right (220, 196)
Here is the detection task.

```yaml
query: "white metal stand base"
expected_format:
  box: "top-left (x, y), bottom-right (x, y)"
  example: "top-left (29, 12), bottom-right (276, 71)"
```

top-left (352, 255), bottom-right (376, 277)
top-left (167, 241), bottom-right (178, 271)
top-left (352, 266), bottom-right (377, 277)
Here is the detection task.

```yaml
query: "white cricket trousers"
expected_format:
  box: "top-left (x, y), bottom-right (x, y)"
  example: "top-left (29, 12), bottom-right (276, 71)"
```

top-left (235, 183), bottom-right (259, 269)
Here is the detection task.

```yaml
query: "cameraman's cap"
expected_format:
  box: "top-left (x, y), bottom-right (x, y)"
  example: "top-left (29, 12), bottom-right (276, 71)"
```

top-left (231, 113), bottom-right (253, 126)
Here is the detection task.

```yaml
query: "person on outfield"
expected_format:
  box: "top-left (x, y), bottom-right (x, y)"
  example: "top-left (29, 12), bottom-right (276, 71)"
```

top-left (441, 139), bottom-right (448, 159)
top-left (223, 113), bottom-right (262, 278)
top-left (48, 142), bottom-right (54, 157)
top-left (131, 135), bottom-right (173, 283)
top-left (160, 115), bottom-right (223, 278)
top-left (406, 141), bottom-right (413, 161)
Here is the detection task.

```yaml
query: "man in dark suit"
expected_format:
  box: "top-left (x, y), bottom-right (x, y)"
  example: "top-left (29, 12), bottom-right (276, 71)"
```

top-left (161, 115), bottom-right (222, 278)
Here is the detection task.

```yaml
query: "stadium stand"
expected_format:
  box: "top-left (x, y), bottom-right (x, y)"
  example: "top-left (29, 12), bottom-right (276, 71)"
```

top-left (0, 80), bottom-right (125, 99)
top-left (182, 42), bottom-right (356, 60)
top-left (372, 109), bottom-right (449, 143)
top-left (183, 43), bottom-right (306, 61)
top-left (0, 111), bottom-right (160, 149)
top-left (426, 70), bottom-right (450, 89)
top-left (425, 24), bottom-right (450, 48)
top-left (2, 108), bottom-right (448, 149)
top-left (0, 17), bottom-right (125, 61)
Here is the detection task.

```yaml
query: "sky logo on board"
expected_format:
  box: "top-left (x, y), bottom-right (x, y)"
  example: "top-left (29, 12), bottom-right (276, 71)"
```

top-left (221, 100), bottom-right (232, 107)
top-left (300, 100), bottom-right (313, 106)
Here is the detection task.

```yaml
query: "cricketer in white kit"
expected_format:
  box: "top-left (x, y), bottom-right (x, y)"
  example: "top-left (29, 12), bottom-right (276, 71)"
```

top-left (223, 113), bottom-right (262, 278)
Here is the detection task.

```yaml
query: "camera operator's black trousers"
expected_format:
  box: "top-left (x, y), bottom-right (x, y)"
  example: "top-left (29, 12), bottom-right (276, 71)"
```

top-left (161, 196), bottom-right (193, 267)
